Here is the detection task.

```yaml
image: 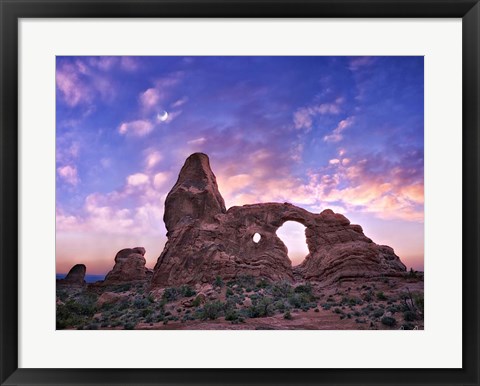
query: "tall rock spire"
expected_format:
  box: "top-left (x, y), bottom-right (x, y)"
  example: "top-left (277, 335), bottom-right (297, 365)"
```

top-left (163, 153), bottom-right (226, 232)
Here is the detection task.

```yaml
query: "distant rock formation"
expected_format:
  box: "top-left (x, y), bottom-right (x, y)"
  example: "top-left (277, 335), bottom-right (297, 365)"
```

top-left (103, 247), bottom-right (150, 285)
top-left (57, 264), bottom-right (86, 287)
top-left (150, 153), bottom-right (406, 287)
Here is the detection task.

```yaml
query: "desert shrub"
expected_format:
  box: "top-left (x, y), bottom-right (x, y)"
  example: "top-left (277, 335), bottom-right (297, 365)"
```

top-left (56, 293), bottom-right (98, 329)
top-left (403, 310), bottom-right (417, 322)
top-left (191, 296), bottom-right (203, 307)
top-left (271, 281), bottom-right (293, 300)
top-left (372, 308), bottom-right (384, 318)
top-left (225, 309), bottom-right (240, 322)
top-left (235, 275), bottom-right (256, 289)
top-left (123, 322), bottom-right (135, 330)
top-left (288, 291), bottom-right (315, 309)
top-left (256, 279), bottom-right (270, 289)
top-left (226, 287), bottom-right (234, 297)
top-left (294, 283), bottom-right (313, 295)
top-left (214, 276), bottom-right (224, 287)
top-left (199, 301), bottom-right (224, 320)
top-left (247, 296), bottom-right (274, 318)
top-left (57, 290), bottom-right (69, 302)
top-left (117, 300), bottom-right (130, 311)
top-left (362, 290), bottom-right (374, 302)
top-left (376, 291), bottom-right (388, 301)
top-left (386, 305), bottom-right (400, 314)
top-left (180, 285), bottom-right (196, 297)
top-left (407, 268), bottom-right (418, 279)
top-left (381, 316), bottom-right (396, 326)
top-left (398, 290), bottom-right (423, 317)
top-left (163, 287), bottom-right (179, 302)
top-left (321, 303), bottom-right (333, 310)
top-left (112, 283), bottom-right (132, 293)
top-left (133, 298), bottom-right (150, 309)
top-left (273, 300), bottom-right (288, 312)
top-left (56, 305), bottom-right (83, 329)
top-left (140, 308), bottom-right (153, 318)
top-left (283, 311), bottom-right (293, 320)
top-left (342, 296), bottom-right (362, 306)
top-left (161, 285), bottom-right (196, 302)
top-left (413, 292), bottom-right (424, 315)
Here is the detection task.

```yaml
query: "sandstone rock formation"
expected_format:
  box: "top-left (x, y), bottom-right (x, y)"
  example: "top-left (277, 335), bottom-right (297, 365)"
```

top-left (164, 152), bottom-right (226, 232)
top-left (57, 263), bottom-right (86, 287)
top-left (103, 247), bottom-right (149, 285)
top-left (151, 153), bottom-right (406, 287)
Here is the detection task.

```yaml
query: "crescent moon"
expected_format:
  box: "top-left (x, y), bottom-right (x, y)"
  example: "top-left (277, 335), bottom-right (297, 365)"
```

top-left (157, 111), bottom-right (169, 122)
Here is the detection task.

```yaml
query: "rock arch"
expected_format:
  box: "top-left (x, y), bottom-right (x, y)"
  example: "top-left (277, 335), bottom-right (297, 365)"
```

top-left (150, 153), bottom-right (407, 288)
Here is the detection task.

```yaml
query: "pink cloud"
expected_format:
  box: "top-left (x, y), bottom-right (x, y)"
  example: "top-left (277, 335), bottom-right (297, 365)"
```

top-left (144, 150), bottom-right (163, 169)
top-left (57, 165), bottom-right (79, 186)
top-left (293, 108), bottom-right (313, 130)
top-left (88, 57), bottom-right (118, 71)
top-left (313, 155), bottom-right (424, 222)
top-left (118, 119), bottom-right (154, 137)
top-left (56, 60), bottom-right (118, 108)
top-left (120, 57), bottom-right (139, 72)
top-left (140, 88), bottom-right (161, 109)
top-left (153, 172), bottom-right (170, 189)
top-left (323, 116), bottom-right (355, 143)
top-left (171, 97), bottom-right (188, 108)
top-left (127, 173), bottom-right (149, 186)
top-left (138, 72), bottom-right (185, 111)
top-left (293, 98), bottom-right (343, 131)
top-left (56, 65), bottom-right (91, 107)
top-left (214, 145), bottom-right (423, 223)
top-left (187, 137), bottom-right (206, 146)
top-left (349, 56), bottom-right (375, 71)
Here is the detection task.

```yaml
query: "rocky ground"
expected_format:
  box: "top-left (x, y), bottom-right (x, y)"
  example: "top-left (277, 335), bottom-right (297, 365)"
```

top-left (56, 272), bottom-right (423, 330)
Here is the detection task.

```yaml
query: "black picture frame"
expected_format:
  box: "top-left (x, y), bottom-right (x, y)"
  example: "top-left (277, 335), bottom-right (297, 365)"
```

top-left (1, 1), bottom-right (479, 385)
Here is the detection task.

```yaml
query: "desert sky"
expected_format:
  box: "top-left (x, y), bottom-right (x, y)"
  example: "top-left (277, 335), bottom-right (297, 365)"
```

top-left (56, 56), bottom-right (424, 275)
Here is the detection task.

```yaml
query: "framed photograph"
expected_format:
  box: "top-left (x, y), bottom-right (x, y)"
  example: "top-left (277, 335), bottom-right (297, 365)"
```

top-left (1, 0), bottom-right (478, 385)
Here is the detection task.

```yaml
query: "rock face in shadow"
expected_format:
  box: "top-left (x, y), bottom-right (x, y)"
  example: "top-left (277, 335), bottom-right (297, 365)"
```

top-left (151, 153), bottom-right (406, 287)
top-left (103, 247), bottom-right (150, 284)
top-left (57, 264), bottom-right (86, 287)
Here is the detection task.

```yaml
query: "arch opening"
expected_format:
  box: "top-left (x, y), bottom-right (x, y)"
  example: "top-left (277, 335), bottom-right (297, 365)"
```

top-left (252, 233), bottom-right (261, 243)
top-left (276, 221), bottom-right (309, 266)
